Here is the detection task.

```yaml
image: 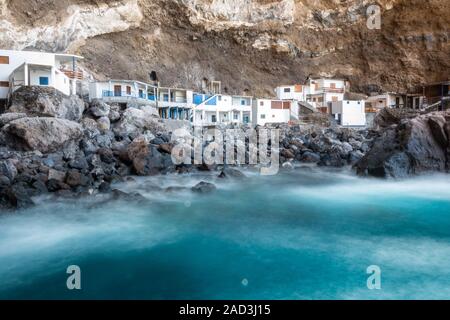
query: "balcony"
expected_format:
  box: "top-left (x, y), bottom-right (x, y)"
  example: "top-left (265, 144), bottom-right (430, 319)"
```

top-left (60, 69), bottom-right (84, 80)
top-left (102, 90), bottom-right (157, 105)
top-left (320, 87), bottom-right (345, 94)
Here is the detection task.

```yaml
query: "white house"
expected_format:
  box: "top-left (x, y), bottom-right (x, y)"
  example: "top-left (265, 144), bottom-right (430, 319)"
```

top-left (89, 80), bottom-right (158, 107)
top-left (365, 93), bottom-right (405, 110)
top-left (331, 100), bottom-right (366, 127)
top-left (192, 94), bottom-right (252, 126)
top-left (252, 99), bottom-right (293, 126)
top-left (275, 84), bottom-right (310, 102)
top-left (306, 78), bottom-right (346, 112)
top-left (89, 81), bottom-right (194, 120)
top-left (158, 86), bottom-right (194, 121)
top-left (0, 49), bottom-right (83, 102)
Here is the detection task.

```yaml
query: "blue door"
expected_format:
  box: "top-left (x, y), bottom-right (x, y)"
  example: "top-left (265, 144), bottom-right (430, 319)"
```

top-left (39, 77), bottom-right (49, 86)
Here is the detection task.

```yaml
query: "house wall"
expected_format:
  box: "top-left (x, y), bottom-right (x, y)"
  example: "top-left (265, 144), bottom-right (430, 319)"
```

top-left (276, 85), bottom-right (309, 102)
top-left (193, 94), bottom-right (252, 125)
top-left (309, 79), bottom-right (345, 95)
top-left (0, 50), bottom-right (56, 99)
top-left (253, 99), bottom-right (290, 126)
top-left (0, 50), bottom-right (79, 98)
top-left (332, 100), bottom-right (366, 126)
top-left (55, 70), bottom-right (71, 96)
top-left (366, 94), bottom-right (405, 109)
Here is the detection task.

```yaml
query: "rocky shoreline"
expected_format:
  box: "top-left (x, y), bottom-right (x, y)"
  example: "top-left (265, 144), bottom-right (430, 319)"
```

top-left (0, 87), bottom-right (449, 210)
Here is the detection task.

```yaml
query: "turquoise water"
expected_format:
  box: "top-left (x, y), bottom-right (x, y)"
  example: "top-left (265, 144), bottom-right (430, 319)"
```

top-left (1, 167), bottom-right (450, 300)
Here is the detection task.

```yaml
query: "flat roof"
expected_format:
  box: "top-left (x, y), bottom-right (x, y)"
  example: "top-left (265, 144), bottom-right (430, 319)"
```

top-left (0, 49), bottom-right (83, 60)
top-left (93, 79), bottom-right (157, 87)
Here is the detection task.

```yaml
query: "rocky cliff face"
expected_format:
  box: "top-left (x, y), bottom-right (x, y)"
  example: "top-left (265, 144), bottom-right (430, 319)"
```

top-left (1, 0), bottom-right (449, 96)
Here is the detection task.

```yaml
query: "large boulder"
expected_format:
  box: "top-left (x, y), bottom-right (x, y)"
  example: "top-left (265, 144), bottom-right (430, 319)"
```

top-left (0, 159), bottom-right (18, 181)
top-left (1, 117), bottom-right (83, 153)
top-left (7, 86), bottom-right (85, 121)
top-left (114, 106), bottom-right (163, 137)
top-left (0, 113), bottom-right (27, 128)
top-left (88, 99), bottom-right (111, 118)
top-left (127, 135), bottom-right (174, 176)
top-left (355, 111), bottom-right (448, 178)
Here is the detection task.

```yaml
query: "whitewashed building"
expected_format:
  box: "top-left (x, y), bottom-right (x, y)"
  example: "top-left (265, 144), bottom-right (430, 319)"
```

top-left (157, 87), bottom-right (194, 121)
top-left (0, 49), bottom-right (83, 103)
top-left (252, 99), bottom-right (293, 126)
top-left (192, 94), bottom-right (252, 126)
top-left (331, 100), bottom-right (366, 127)
top-left (275, 84), bottom-right (310, 102)
top-left (365, 93), bottom-right (405, 110)
top-left (306, 78), bottom-right (346, 112)
top-left (89, 80), bottom-right (158, 107)
top-left (89, 81), bottom-right (194, 120)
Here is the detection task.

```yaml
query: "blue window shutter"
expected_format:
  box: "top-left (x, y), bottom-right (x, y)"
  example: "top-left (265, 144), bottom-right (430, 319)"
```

top-left (39, 77), bottom-right (49, 85)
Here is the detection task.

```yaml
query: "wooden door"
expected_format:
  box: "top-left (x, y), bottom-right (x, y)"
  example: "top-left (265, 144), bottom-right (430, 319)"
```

top-left (114, 85), bottom-right (122, 96)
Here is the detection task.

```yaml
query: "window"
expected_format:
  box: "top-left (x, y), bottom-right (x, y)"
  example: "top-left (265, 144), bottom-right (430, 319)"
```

top-left (241, 100), bottom-right (245, 106)
top-left (260, 101), bottom-right (264, 106)
top-left (272, 115), bottom-right (275, 118)
top-left (260, 114), bottom-right (266, 119)
top-left (284, 88), bottom-right (291, 93)
top-left (0, 81), bottom-right (9, 87)
top-left (233, 113), bottom-right (239, 120)
top-left (330, 83), bottom-right (336, 89)
top-left (0, 56), bottom-right (9, 64)
top-left (218, 96), bottom-right (222, 101)
top-left (39, 77), bottom-right (49, 86)
top-left (211, 115), bottom-right (217, 123)
top-left (126, 86), bottom-right (131, 95)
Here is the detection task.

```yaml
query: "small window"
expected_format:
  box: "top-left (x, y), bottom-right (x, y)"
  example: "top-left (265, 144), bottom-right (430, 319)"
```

top-left (218, 96), bottom-right (222, 101)
top-left (330, 83), bottom-right (336, 89)
top-left (0, 56), bottom-right (9, 64)
top-left (260, 101), bottom-right (264, 106)
top-left (272, 115), bottom-right (275, 118)
top-left (39, 77), bottom-right (49, 86)
top-left (233, 113), bottom-right (239, 120)
top-left (212, 115), bottom-right (217, 123)
top-left (241, 100), bottom-right (245, 106)
top-left (261, 114), bottom-right (266, 119)
top-left (126, 86), bottom-right (131, 95)
top-left (0, 81), bottom-right (9, 87)
top-left (284, 88), bottom-right (291, 93)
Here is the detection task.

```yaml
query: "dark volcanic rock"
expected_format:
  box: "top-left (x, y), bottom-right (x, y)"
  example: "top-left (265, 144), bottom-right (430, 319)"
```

top-left (0, 113), bottom-right (27, 127)
top-left (0, 183), bottom-right (34, 209)
top-left (88, 99), bottom-right (110, 118)
top-left (356, 111), bottom-right (449, 178)
top-left (2, 117), bottom-right (83, 153)
top-left (218, 167), bottom-right (246, 179)
top-left (0, 159), bottom-right (18, 181)
top-left (8, 86), bottom-right (85, 121)
top-left (192, 181), bottom-right (217, 194)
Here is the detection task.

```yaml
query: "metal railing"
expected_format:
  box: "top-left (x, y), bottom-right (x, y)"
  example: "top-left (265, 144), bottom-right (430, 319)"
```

top-left (60, 69), bottom-right (84, 80)
top-left (102, 90), bottom-right (157, 101)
